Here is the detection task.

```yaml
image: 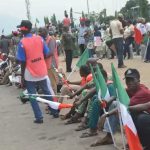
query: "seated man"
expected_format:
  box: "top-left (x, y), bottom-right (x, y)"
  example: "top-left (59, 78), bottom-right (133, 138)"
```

top-left (58, 65), bottom-right (92, 103)
top-left (79, 69), bottom-right (116, 138)
top-left (91, 69), bottom-right (150, 150)
top-left (63, 62), bottom-right (104, 123)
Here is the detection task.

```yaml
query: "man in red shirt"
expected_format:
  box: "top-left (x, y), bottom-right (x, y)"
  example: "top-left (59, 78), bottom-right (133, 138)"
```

top-left (91, 69), bottom-right (150, 149)
top-left (63, 14), bottom-right (71, 27)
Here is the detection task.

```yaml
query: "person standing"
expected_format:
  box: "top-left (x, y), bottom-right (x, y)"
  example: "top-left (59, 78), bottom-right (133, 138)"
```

top-left (16, 20), bottom-right (55, 123)
top-left (38, 28), bottom-right (58, 94)
top-left (84, 19), bottom-right (94, 57)
top-left (63, 14), bottom-right (71, 28)
top-left (0, 35), bottom-right (10, 55)
top-left (124, 20), bottom-right (135, 59)
top-left (78, 18), bottom-right (86, 54)
top-left (110, 14), bottom-right (126, 68)
top-left (61, 26), bottom-right (74, 72)
top-left (142, 22), bottom-right (150, 63)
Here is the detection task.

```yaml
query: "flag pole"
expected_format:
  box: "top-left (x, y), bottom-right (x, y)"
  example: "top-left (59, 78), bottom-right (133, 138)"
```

top-left (67, 48), bottom-right (89, 80)
top-left (116, 90), bottom-right (126, 150)
top-left (24, 93), bottom-right (69, 98)
top-left (104, 110), bottom-right (117, 148)
top-left (67, 65), bottom-right (77, 80)
top-left (98, 92), bottom-right (117, 148)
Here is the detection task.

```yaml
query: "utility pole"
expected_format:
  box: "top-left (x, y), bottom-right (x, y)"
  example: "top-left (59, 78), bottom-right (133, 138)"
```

top-left (87, 0), bottom-right (90, 14)
top-left (25, 0), bottom-right (31, 21)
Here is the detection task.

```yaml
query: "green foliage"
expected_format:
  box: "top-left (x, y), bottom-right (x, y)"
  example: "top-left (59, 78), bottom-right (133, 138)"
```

top-left (51, 14), bottom-right (57, 25)
top-left (120, 0), bottom-right (149, 20)
top-left (139, 0), bottom-right (149, 19)
top-left (44, 16), bottom-right (49, 25)
top-left (64, 10), bottom-right (67, 16)
top-left (82, 11), bottom-right (85, 18)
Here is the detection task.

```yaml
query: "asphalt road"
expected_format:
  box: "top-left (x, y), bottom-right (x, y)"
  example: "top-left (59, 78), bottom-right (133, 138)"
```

top-left (0, 85), bottom-right (118, 150)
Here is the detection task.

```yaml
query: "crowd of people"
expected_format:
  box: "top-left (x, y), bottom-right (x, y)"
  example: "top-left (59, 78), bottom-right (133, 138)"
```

top-left (0, 13), bottom-right (150, 150)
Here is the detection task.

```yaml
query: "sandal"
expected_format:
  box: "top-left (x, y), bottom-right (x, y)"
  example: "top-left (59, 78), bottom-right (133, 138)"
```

top-left (80, 132), bottom-right (98, 138)
top-left (75, 125), bottom-right (88, 131)
top-left (90, 136), bottom-right (113, 147)
top-left (60, 114), bottom-right (70, 120)
top-left (65, 119), bottom-right (81, 125)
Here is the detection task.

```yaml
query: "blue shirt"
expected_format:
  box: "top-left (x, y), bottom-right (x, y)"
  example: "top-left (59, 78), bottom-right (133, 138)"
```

top-left (16, 33), bottom-right (50, 62)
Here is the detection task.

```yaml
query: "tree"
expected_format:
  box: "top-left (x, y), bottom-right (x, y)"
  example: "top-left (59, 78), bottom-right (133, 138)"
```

top-left (82, 11), bottom-right (85, 18)
top-left (51, 14), bottom-right (57, 25)
top-left (64, 10), bottom-right (67, 16)
top-left (119, 0), bottom-right (149, 20)
top-left (44, 17), bottom-right (49, 26)
top-left (139, 0), bottom-right (149, 20)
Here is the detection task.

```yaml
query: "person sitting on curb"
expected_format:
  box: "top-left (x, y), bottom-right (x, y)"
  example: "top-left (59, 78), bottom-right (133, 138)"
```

top-left (58, 65), bottom-right (92, 104)
top-left (91, 69), bottom-right (150, 150)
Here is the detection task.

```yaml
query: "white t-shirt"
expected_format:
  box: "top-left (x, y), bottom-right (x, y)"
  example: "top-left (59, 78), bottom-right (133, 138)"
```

top-left (124, 24), bottom-right (134, 39)
top-left (136, 23), bottom-right (147, 35)
top-left (146, 22), bottom-right (150, 32)
top-left (110, 20), bottom-right (123, 39)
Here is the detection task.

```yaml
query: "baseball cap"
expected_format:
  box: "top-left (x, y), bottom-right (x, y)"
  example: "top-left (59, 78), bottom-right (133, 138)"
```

top-left (17, 20), bottom-right (32, 31)
top-left (124, 69), bottom-right (140, 79)
top-left (118, 13), bottom-right (124, 19)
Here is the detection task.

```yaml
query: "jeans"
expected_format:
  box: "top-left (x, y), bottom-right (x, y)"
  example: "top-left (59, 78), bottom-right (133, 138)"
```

top-left (124, 37), bottom-right (134, 59)
top-left (113, 38), bottom-right (124, 67)
top-left (104, 101), bottom-right (119, 134)
top-left (26, 79), bottom-right (54, 120)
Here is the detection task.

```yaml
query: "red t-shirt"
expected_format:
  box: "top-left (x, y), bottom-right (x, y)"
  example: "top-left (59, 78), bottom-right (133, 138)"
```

top-left (80, 73), bottom-right (93, 86)
top-left (63, 18), bottom-right (71, 27)
top-left (127, 84), bottom-right (150, 113)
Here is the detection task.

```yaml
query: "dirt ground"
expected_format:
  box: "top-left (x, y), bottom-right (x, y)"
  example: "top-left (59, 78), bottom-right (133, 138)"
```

top-left (0, 56), bottom-right (149, 150)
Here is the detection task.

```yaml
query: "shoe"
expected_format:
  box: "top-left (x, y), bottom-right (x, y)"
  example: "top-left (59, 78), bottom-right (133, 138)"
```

top-left (34, 119), bottom-right (43, 124)
top-left (118, 65), bottom-right (127, 68)
top-left (66, 68), bottom-right (72, 73)
top-left (144, 60), bottom-right (150, 63)
top-left (66, 70), bottom-right (72, 73)
top-left (90, 134), bottom-right (113, 147)
top-left (75, 125), bottom-right (88, 131)
top-left (53, 113), bottom-right (59, 118)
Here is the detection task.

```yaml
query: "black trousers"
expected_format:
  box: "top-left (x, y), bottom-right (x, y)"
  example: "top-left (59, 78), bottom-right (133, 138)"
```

top-left (145, 42), bottom-right (150, 61)
top-left (79, 44), bottom-right (85, 55)
top-left (65, 50), bottom-right (72, 72)
top-left (131, 112), bottom-right (150, 148)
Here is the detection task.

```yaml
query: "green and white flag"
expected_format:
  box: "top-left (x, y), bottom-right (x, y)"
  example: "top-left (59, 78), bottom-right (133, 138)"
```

top-left (111, 63), bottom-right (142, 150)
top-left (76, 49), bottom-right (89, 68)
top-left (96, 65), bottom-right (110, 101)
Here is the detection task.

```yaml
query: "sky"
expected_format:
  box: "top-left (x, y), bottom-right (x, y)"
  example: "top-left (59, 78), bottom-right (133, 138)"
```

top-left (0, 0), bottom-right (149, 34)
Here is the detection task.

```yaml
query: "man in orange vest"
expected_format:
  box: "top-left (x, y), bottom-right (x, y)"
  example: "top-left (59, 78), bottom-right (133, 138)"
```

top-left (16, 20), bottom-right (57, 124)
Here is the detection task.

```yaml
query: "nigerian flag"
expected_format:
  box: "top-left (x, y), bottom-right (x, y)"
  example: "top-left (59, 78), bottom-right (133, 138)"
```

top-left (29, 97), bottom-right (73, 110)
top-left (90, 64), bottom-right (110, 102)
top-left (96, 65), bottom-right (110, 101)
top-left (89, 64), bottom-right (99, 92)
top-left (76, 49), bottom-right (89, 68)
top-left (111, 63), bottom-right (142, 150)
